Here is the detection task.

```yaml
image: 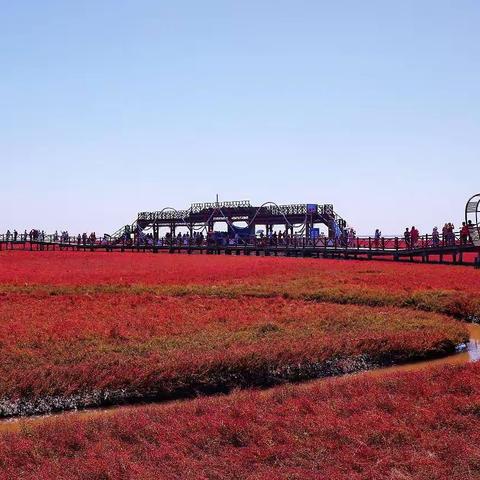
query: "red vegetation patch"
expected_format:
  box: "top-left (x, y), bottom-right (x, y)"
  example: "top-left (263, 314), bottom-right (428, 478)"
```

top-left (1, 251), bottom-right (480, 318)
top-left (0, 294), bottom-right (466, 414)
top-left (1, 362), bottom-right (480, 479)
top-left (0, 251), bottom-right (311, 286)
top-left (0, 250), bottom-right (478, 293)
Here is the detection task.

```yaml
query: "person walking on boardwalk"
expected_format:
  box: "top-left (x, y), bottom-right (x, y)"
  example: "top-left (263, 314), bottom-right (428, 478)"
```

top-left (460, 222), bottom-right (470, 245)
top-left (432, 227), bottom-right (440, 247)
top-left (411, 226), bottom-right (419, 248)
top-left (446, 223), bottom-right (455, 246)
top-left (404, 228), bottom-right (411, 249)
top-left (374, 229), bottom-right (381, 249)
top-left (442, 224), bottom-right (449, 246)
top-left (348, 228), bottom-right (356, 247)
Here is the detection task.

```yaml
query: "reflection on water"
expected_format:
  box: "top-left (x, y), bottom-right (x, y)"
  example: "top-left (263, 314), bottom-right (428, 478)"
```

top-left (366, 323), bottom-right (480, 377)
top-left (467, 324), bottom-right (480, 361)
top-left (2, 324), bottom-right (480, 434)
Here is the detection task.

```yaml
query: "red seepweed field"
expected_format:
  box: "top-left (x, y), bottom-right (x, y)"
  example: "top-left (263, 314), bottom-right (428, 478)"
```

top-left (1, 250), bottom-right (479, 318)
top-left (0, 250), bottom-right (480, 479)
top-left (0, 294), bottom-right (467, 416)
top-left (1, 363), bottom-right (480, 480)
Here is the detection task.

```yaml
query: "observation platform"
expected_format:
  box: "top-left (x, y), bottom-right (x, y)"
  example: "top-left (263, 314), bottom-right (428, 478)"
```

top-left (113, 200), bottom-right (349, 242)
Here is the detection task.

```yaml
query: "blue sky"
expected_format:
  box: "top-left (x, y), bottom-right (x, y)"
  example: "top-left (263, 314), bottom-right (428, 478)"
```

top-left (1, 0), bottom-right (479, 235)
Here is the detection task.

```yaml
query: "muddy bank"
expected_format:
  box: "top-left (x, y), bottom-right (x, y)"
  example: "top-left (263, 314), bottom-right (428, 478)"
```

top-left (0, 343), bottom-right (461, 420)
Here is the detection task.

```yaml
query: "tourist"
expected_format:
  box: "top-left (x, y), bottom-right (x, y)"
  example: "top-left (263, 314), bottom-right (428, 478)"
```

top-left (404, 228), bottom-right (411, 249)
top-left (460, 221), bottom-right (470, 245)
top-left (442, 224), bottom-right (449, 246)
top-left (348, 228), bottom-right (356, 247)
top-left (467, 220), bottom-right (474, 242)
top-left (374, 229), bottom-right (381, 249)
top-left (411, 226), bottom-right (419, 248)
top-left (447, 223), bottom-right (455, 246)
top-left (432, 227), bottom-right (440, 247)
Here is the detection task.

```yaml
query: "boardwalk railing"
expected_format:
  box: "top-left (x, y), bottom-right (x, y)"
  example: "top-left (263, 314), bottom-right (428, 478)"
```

top-left (0, 231), bottom-right (476, 255)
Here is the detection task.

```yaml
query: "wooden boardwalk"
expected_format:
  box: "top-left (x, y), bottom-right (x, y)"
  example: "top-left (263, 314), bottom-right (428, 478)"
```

top-left (3, 196), bottom-right (478, 266)
top-left (1, 238), bottom-right (478, 267)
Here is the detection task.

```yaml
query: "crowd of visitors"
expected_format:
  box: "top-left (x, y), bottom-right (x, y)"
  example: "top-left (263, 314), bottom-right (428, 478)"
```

top-left (4, 229), bottom-right (47, 242)
top-left (398, 221), bottom-right (474, 249)
top-left (1, 229), bottom-right (105, 245)
top-left (2, 219), bottom-right (476, 250)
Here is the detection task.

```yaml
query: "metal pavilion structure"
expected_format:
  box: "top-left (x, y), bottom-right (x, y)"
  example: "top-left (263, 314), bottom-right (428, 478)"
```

top-left (114, 200), bottom-right (348, 244)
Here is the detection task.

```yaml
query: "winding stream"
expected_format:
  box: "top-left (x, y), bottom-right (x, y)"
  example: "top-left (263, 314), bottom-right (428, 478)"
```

top-left (1, 323), bottom-right (479, 434)
top-left (366, 322), bottom-right (480, 377)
